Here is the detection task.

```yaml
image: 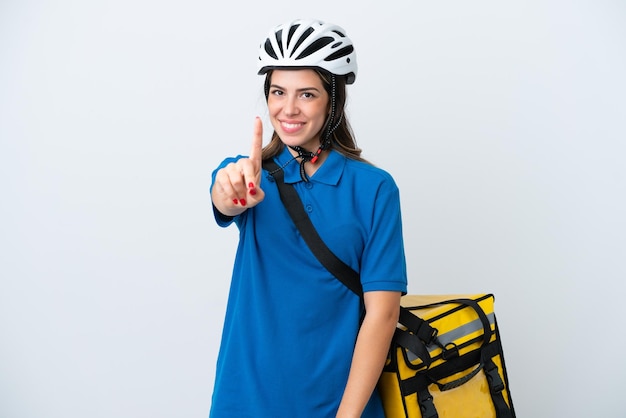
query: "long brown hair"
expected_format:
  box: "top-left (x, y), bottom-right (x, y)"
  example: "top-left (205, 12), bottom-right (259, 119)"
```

top-left (261, 69), bottom-right (370, 164)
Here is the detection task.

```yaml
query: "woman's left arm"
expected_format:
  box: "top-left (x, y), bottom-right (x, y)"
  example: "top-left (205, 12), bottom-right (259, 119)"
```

top-left (336, 290), bottom-right (401, 418)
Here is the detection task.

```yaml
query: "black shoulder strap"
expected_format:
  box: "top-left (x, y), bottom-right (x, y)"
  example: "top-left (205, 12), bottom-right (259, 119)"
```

top-left (262, 159), bottom-right (363, 297)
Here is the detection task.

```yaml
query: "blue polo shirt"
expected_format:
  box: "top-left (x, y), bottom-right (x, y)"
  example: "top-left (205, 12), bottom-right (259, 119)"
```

top-left (209, 147), bottom-right (407, 418)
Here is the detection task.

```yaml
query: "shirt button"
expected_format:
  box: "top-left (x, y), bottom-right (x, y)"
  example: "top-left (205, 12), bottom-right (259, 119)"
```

top-left (306, 204), bottom-right (313, 212)
top-left (305, 182), bottom-right (314, 189)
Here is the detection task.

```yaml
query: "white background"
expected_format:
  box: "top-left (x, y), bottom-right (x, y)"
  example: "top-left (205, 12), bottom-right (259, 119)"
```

top-left (1, 1), bottom-right (625, 417)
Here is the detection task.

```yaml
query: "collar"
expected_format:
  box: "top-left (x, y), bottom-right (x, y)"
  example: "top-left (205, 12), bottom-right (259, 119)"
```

top-left (275, 146), bottom-right (345, 186)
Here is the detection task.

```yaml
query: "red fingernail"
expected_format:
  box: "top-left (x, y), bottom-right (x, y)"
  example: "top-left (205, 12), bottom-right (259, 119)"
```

top-left (239, 198), bottom-right (247, 206)
top-left (233, 199), bottom-right (238, 205)
top-left (248, 182), bottom-right (255, 189)
top-left (249, 188), bottom-right (257, 196)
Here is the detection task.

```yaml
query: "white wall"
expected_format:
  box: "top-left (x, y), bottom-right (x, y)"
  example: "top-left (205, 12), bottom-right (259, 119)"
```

top-left (1, 1), bottom-right (624, 417)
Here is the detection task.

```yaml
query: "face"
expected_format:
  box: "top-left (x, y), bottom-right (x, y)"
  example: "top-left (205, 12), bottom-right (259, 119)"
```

top-left (267, 69), bottom-right (329, 152)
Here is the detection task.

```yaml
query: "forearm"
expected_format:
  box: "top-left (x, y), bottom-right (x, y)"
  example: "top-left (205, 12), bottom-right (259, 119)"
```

top-left (336, 292), bottom-right (400, 418)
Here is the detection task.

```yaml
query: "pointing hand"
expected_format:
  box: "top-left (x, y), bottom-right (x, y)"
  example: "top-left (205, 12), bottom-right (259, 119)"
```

top-left (212, 117), bottom-right (266, 216)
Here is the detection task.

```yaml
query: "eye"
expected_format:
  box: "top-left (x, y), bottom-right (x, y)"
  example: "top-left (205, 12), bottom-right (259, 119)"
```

top-left (270, 89), bottom-right (284, 96)
top-left (301, 91), bottom-right (315, 99)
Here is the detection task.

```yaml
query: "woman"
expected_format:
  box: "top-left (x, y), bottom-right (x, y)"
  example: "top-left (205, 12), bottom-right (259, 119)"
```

top-left (209, 19), bottom-right (407, 418)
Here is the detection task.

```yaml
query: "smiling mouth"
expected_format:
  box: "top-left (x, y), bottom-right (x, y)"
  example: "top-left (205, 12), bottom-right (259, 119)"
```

top-left (281, 121), bottom-right (304, 129)
top-left (280, 121), bottom-right (305, 133)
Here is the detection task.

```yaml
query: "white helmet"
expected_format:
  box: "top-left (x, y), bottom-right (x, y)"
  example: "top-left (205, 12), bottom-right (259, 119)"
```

top-left (257, 19), bottom-right (358, 84)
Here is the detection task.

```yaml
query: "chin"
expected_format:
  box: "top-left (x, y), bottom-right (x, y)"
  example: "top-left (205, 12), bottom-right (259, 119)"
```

top-left (278, 134), bottom-right (307, 147)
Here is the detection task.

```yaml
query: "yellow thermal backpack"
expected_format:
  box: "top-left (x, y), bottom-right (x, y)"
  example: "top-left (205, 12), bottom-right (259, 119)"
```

top-left (378, 294), bottom-right (515, 418)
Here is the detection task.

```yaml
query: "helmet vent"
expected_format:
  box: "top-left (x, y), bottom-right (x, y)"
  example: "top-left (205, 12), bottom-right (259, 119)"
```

top-left (274, 29), bottom-right (285, 57)
top-left (290, 27), bottom-right (315, 57)
top-left (325, 45), bottom-right (354, 62)
top-left (296, 36), bottom-right (334, 60)
top-left (264, 39), bottom-right (278, 60)
top-left (286, 24), bottom-right (300, 49)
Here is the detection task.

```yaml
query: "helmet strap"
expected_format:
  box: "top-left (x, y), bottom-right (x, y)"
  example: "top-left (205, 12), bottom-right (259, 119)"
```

top-left (289, 144), bottom-right (324, 182)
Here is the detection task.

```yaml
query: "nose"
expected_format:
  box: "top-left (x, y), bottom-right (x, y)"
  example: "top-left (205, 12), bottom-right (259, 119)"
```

top-left (283, 96), bottom-right (299, 116)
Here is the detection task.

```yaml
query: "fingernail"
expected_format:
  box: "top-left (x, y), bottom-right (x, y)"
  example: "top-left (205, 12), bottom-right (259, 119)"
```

top-left (239, 198), bottom-right (247, 206)
top-left (248, 182), bottom-right (255, 189)
top-left (233, 199), bottom-right (239, 205)
top-left (249, 188), bottom-right (257, 196)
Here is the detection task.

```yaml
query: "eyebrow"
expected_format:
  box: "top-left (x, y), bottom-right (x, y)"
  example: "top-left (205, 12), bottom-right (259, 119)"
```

top-left (269, 84), bottom-right (322, 93)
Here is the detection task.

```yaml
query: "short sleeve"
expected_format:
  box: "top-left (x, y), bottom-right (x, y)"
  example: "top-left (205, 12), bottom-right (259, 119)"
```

top-left (359, 177), bottom-right (408, 294)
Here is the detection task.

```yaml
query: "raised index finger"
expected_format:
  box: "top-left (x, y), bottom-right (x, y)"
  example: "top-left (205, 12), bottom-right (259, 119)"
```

top-left (249, 116), bottom-right (263, 169)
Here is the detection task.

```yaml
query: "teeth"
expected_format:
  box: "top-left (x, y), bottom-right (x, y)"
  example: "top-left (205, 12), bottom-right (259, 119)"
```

top-left (282, 122), bottom-right (302, 129)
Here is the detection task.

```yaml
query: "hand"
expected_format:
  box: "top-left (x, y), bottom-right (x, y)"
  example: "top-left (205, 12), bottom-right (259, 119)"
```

top-left (211, 117), bottom-right (266, 216)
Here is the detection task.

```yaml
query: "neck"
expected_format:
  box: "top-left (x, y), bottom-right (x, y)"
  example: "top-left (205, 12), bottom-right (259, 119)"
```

top-left (306, 149), bottom-right (329, 176)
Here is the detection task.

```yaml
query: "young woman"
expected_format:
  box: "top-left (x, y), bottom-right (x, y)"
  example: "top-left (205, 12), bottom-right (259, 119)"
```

top-left (209, 19), bottom-right (407, 418)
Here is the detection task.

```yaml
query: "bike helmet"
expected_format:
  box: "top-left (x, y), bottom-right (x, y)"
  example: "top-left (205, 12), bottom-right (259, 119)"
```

top-left (257, 19), bottom-right (357, 84)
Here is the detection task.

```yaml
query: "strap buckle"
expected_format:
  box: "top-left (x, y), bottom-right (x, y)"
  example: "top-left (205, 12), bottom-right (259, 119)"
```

top-left (417, 389), bottom-right (438, 418)
top-left (484, 361), bottom-right (505, 393)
